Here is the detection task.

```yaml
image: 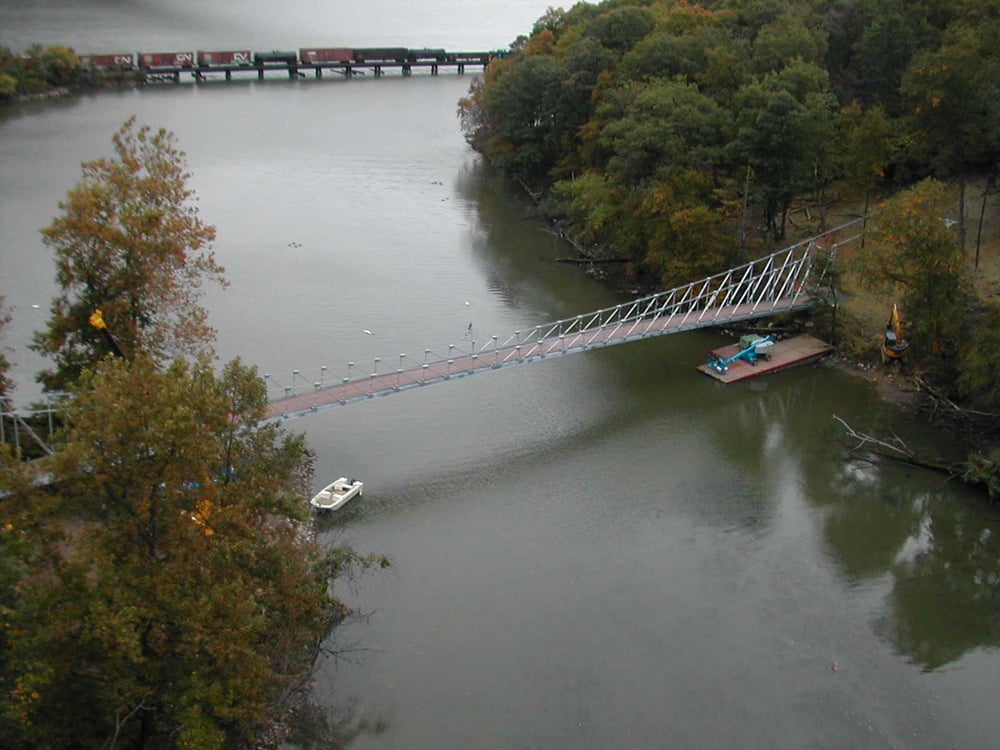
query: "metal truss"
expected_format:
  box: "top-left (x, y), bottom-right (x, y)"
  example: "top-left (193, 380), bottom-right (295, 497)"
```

top-left (263, 218), bottom-right (865, 421)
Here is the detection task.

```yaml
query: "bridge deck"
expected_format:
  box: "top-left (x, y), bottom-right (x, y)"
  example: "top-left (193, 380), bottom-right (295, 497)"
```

top-left (263, 296), bottom-right (811, 421)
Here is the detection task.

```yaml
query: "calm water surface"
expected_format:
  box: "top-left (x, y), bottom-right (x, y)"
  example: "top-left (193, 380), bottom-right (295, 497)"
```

top-left (1, 4), bottom-right (999, 749)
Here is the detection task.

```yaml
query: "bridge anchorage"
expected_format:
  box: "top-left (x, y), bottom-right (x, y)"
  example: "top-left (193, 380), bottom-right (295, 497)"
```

top-left (262, 217), bottom-right (866, 422)
top-left (0, 217), bottom-right (866, 453)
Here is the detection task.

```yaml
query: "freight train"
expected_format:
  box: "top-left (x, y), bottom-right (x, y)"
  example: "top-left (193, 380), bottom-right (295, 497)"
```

top-left (78, 47), bottom-right (496, 71)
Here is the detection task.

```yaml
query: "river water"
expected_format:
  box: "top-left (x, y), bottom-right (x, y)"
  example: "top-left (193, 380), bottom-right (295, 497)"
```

top-left (2, 4), bottom-right (999, 749)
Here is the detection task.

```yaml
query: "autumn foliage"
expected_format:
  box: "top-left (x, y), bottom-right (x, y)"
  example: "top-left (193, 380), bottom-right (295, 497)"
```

top-left (32, 116), bottom-right (225, 391)
top-left (0, 355), bottom-right (384, 748)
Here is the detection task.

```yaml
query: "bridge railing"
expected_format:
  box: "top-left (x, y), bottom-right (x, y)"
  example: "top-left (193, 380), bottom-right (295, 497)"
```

top-left (260, 217), bottom-right (865, 402)
top-left (477, 217), bottom-right (865, 367)
top-left (1, 393), bottom-right (69, 457)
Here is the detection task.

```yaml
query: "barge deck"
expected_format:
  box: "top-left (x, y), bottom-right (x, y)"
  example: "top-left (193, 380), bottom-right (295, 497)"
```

top-left (697, 334), bottom-right (834, 383)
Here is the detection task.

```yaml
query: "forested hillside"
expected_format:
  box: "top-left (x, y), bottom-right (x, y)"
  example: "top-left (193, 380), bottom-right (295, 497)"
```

top-left (459, 0), bottom-right (998, 289)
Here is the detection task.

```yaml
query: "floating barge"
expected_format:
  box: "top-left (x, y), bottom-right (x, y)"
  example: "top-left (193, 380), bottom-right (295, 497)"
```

top-left (697, 334), bottom-right (834, 383)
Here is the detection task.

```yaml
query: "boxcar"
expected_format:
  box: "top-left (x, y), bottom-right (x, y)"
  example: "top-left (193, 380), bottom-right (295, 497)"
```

top-left (299, 48), bottom-right (354, 64)
top-left (79, 53), bottom-right (135, 69)
top-left (139, 52), bottom-right (196, 68)
top-left (406, 48), bottom-right (448, 62)
top-left (197, 50), bottom-right (253, 67)
top-left (352, 48), bottom-right (408, 63)
top-left (450, 52), bottom-right (491, 64)
top-left (253, 50), bottom-right (298, 66)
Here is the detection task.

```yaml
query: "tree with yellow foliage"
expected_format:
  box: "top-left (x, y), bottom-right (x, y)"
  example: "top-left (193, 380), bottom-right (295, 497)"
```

top-left (31, 116), bottom-right (225, 392)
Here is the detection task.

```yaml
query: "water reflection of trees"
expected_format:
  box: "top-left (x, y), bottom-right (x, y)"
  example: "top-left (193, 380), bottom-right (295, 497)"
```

top-left (286, 698), bottom-right (388, 749)
top-left (453, 157), bottom-right (624, 321)
top-left (873, 495), bottom-right (1000, 670)
top-left (805, 416), bottom-right (1000, 671)
top-left (717, 374), bottom-right (999, 670)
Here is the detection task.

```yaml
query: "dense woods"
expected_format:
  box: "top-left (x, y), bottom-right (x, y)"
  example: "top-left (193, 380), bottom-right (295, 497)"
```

top-left (0, 44), bottom-right (82, 99)
top-left (460, 0), bottom-right (998, 277)
top-left (459, 0), bottom-right (1000, 493)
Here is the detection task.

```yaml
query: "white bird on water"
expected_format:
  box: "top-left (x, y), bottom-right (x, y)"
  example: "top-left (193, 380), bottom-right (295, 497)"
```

top-left (362, 329), bottom-right (374, 335)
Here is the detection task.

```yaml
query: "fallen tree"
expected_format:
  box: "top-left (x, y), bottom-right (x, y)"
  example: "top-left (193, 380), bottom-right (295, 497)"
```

top-left (832, 414), bottom-right (964, 478)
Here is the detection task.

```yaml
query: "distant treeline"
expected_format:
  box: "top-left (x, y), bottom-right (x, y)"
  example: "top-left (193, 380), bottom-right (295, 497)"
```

top-left (459, 0), bottom-right (999, 288)
top-left (0, 44), bottom-right (84, 98)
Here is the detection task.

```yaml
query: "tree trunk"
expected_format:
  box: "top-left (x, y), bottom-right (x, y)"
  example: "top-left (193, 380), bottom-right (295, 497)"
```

top-left (860, 191), bottom-right (870, 250)
top-left (959, 174), bottom-right (967, 252)
top-left (975, 165), bottom-right (996, 270)
top-left (738, 164), bottom-right (752, 249)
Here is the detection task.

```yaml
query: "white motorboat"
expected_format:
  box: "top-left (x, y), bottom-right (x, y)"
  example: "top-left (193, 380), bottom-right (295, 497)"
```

top-left (310, 477), bottom-right (363, 511)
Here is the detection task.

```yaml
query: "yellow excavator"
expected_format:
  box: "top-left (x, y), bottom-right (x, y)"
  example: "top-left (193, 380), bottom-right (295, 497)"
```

top-left (882, 304), bottom-right (910, 362)
top-left (88, 309), bottom-right (126, 359)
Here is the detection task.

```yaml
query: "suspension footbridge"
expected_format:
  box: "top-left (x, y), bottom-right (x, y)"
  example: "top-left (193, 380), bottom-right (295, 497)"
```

top-left (1, 218), bottom-right (864, 453)
top-left (262, 219), bottom-right (863, 421)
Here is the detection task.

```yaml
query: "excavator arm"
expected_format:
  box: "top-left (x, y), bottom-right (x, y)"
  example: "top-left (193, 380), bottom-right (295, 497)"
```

top-left (88, 309), bottom-right (126, 359)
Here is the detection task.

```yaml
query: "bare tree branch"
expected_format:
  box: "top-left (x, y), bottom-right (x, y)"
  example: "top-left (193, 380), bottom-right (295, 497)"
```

top-left (832, 415), bottom-right (963, 477)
